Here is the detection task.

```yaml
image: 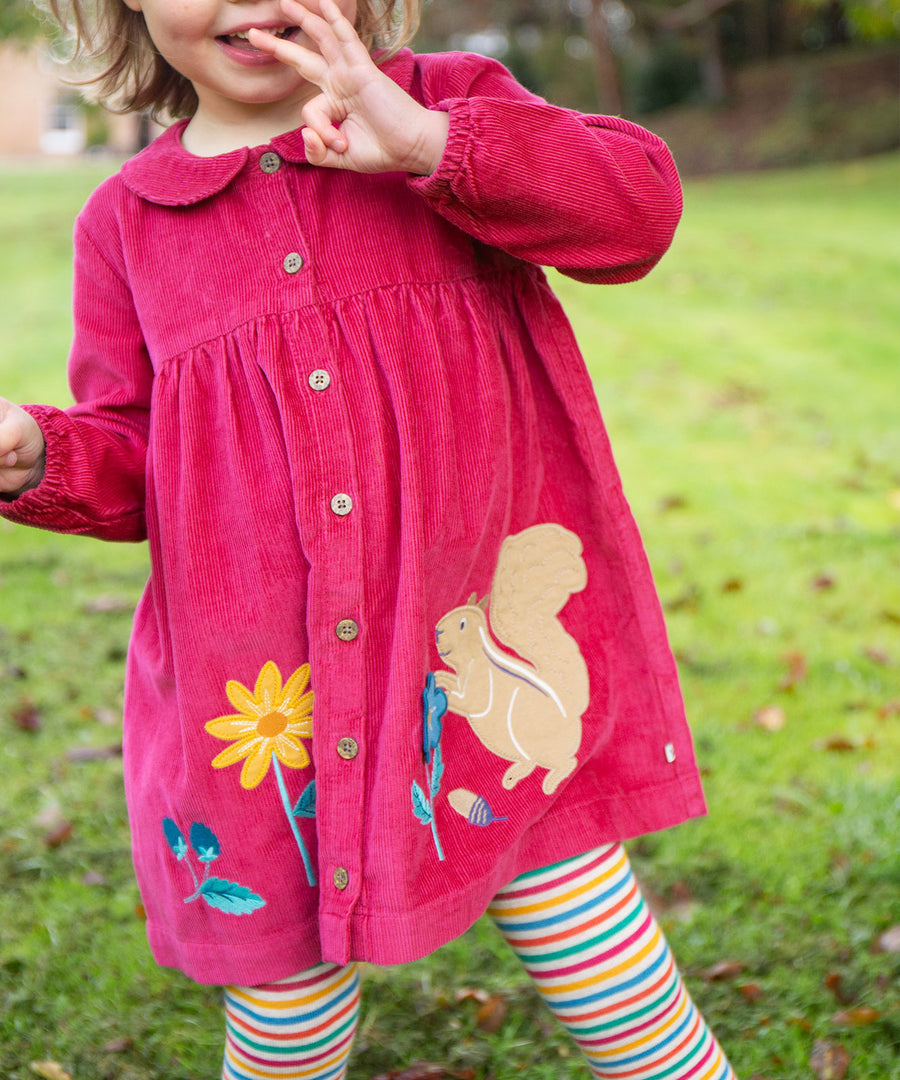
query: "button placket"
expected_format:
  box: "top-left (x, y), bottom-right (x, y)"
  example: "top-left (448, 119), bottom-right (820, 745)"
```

top-left (300, 348), bottom-right (366, 923)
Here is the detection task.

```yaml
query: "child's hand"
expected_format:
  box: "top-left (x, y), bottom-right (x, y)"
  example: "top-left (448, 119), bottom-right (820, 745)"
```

top-left (249, 0), bottom-right (449, 175)
top-left (0, 398), bottom-right (46, 495)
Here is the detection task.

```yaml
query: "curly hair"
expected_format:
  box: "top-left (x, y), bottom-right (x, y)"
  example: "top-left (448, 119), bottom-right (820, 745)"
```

top-left (42, 0), bottom-right (421, 120)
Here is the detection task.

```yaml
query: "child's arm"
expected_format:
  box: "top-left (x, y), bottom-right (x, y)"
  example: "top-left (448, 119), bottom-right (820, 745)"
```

top-left (0, 399), bottom-right (45, 497)
top-left (0, 212), bottom-right (152, 541)
top-left (252, 0), bottom-right (680, 285)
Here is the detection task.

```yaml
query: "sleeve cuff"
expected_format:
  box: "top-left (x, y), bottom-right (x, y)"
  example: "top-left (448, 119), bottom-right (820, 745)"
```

top-left (0, 404), bottom-right (70, 520)
top-left (407, 98), bottom-right (472, 202)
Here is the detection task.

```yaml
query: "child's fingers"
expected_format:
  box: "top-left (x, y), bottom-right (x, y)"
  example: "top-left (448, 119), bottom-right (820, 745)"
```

top-left (301, 127), bottom-right (328, 166)
top-left (316, 0), bottom-right (361, 43)
top-left (247, 28), bottom-right (328, 79)
top-left (301, 98), bottom-right (347, 153)
top-left (278, 0), bottom-right (346, 61)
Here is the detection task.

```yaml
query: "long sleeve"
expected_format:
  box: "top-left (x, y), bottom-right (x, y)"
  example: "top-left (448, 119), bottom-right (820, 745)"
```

top-left (0, 216), bottom-right (152, 541)
top-left (408, 53), bottom-right (682, 284)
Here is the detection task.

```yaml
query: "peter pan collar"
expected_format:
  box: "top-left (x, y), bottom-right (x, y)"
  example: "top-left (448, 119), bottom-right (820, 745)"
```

top-left (121, 49), bottom-right (418, 207)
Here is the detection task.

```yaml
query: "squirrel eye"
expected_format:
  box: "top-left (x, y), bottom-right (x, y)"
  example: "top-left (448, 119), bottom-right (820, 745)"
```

top-left (460, 618), bottom-right (466, 630)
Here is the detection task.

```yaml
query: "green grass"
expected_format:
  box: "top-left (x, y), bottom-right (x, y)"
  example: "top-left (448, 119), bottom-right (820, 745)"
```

top-left (1, 154), bottom-right (898, 1079)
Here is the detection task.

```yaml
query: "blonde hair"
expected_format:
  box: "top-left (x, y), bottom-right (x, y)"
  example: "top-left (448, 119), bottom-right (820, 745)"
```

top-left (43, 0), bottom-right (421, 120)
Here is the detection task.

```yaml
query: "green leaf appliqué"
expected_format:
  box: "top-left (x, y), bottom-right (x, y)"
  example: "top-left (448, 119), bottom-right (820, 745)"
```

top-left (292, 780), bottom-right (317, 819)
top-left (411, 780), bottom-right (433, 825)
top-left (199, 877), bottom-right (266, 915)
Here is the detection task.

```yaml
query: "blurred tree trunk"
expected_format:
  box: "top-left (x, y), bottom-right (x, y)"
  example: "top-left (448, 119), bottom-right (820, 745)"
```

top-left (700, 15), bottom-right (730, 102)
top-left (587, 0), bottom-right (625, 113)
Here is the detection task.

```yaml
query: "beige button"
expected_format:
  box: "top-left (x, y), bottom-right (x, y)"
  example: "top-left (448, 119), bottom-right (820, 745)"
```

top-left (283, 252), bottom-right (304, 274)
top-left (330, 493), bottom-right (353, 516)
top-left (337, 737), bottom-right (359, 760)
top-left (309, 369), bottom-right (331, 391)
top-left (333, 867), bottom-right (350, 890)
top-left (260, 151), bottom-right (281, 173)
top-left (335, 619), bottom-right (359, 641)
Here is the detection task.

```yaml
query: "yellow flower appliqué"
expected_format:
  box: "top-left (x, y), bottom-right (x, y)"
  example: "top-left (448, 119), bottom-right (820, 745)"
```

top-left (206, 661), bottom-right (313, 790)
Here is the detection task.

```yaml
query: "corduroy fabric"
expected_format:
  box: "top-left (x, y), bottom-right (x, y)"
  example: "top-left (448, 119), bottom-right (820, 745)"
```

top-left (0, 50), bottom-right (706, 986)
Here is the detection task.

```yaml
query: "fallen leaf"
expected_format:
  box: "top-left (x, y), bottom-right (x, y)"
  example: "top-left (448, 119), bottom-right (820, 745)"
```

top-left (65, 743), bottom-right (123, 762)
top-left (454, 987), bottom-right (490, 1004)
top-left (12, 698), bottom-right (42, 732)
top-left (876, 700), bottom-right (900, 719)
top-left (702, 960), bottom-right (745, 981)
top-left (823, 972), bottom-right (853, 1005)
top-left (43, 821), bottom-right (74, 848)
top-left (102, 1036), bottom-right (133, 1053)
top-left (862, 646), bottom-right (890, 666)
top-left (739, 983), bottom-right (764, 1002)
top-left (712, 382), bottom-right (766, 408)
top-left (134, 903), bottom-right (147, 921)
top-left (778, 652), bottom-right (808, 692)
top-left (754, 706), bottom-right (786, 732)
top-left (81, 594), bottom-right (131, 613)
top-left (657, 494), bottom-right (687, 512)
top-left (809, 1039), bottom-right (850, 1080)
top-left (664, 583), bottom-right (701, 612)
top-left (788, 1015), bottom-right (813, 1032)
top-left (475, 994), bottom-right (508, 1034)
top-left (832, 1005), bottom-right (881, 1026)
top-left (817, 736), bottom-right (858, 752)
top-left (29, 1063), bottom-right (72, 1080)
top-left (811, 574), bottom-right (836, 591)
top-left (875, 925), bottom-right (900, 953)
top-left (720, 577), bottom-right (744, 593)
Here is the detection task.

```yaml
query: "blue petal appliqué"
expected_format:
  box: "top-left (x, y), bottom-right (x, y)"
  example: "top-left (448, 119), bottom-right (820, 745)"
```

top-left (412, 673), bottom-right (447, 861)
top-left (422, 673), bottom-right (447, 764)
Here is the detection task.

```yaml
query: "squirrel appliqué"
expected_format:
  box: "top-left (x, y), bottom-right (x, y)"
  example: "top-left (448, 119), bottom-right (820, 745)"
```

top-left (434, 523), bottom-right (590, 797)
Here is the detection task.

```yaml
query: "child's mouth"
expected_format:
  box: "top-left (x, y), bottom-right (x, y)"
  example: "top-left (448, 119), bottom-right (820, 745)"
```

top-left (219, 26), bottom-right (299, 51)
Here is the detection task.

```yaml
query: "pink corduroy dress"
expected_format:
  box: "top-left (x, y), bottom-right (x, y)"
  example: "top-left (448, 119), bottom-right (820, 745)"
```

top-left (1, 50), bottom-right (706, 986)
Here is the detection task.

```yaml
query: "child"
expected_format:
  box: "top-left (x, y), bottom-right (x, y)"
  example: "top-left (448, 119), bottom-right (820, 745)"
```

top-left (0, 0), bottom-right (737, 1076)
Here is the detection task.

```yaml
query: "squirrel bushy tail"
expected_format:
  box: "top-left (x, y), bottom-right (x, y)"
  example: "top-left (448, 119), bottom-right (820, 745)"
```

top-left (488, 524), bottom-right (590, 720)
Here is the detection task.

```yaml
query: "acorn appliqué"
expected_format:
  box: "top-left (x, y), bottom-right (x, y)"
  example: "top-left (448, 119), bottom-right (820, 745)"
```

top-left (448, 789), bottom-right (508, 827)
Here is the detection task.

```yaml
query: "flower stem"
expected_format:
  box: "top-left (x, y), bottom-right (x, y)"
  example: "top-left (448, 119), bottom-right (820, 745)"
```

top-left (272, 754), bottom-right (317, 886)
top-left (426, 762), bottom-right (445, 862)
top-left (184, 854), bottom-right (200, 892)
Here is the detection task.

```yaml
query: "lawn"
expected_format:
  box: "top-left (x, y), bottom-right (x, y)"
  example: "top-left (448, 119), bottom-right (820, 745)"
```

top-left (0, 153), bottom-right (898, 1080)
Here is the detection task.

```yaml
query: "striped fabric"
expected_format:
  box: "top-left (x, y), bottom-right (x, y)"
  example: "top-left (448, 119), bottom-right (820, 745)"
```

top-left (488, 844), bottom-right (736, 1080)
top-left (222, 962), bottom-right (360, 1080)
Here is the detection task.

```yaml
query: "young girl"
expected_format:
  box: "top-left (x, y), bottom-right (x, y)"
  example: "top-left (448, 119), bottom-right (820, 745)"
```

top-left (0, 1), bottom-right (737, 1076)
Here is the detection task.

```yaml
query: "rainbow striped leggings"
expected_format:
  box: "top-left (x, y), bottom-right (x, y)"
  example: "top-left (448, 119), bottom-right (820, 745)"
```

top-left (222, 844), bottom-right (736, 1079)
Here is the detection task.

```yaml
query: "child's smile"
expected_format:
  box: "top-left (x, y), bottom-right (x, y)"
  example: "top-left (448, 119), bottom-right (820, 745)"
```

top-left (217, 23), bottom-right (302, 64)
